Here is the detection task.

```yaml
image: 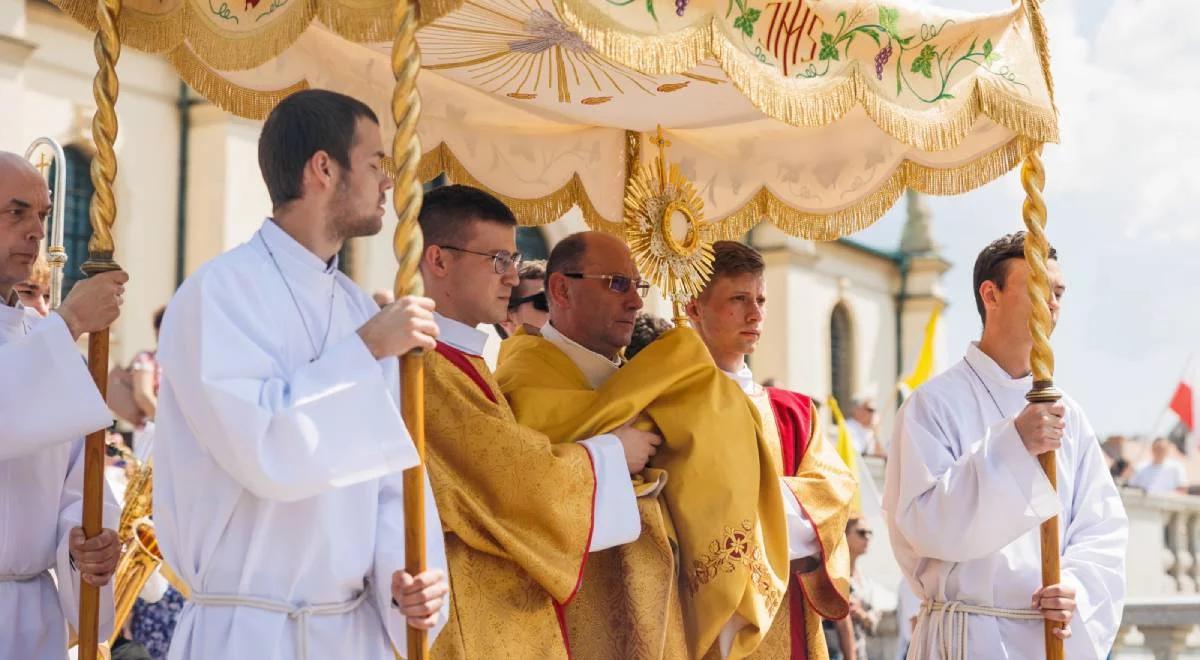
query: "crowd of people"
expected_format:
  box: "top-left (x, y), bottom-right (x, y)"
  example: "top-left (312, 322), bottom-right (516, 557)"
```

top-left (1, 89), bottom-right (1137, 660)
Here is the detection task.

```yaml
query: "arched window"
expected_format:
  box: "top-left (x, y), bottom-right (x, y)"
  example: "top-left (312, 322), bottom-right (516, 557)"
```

top-left (54, 146), bottom-right (95, 294)
top-left (830, 301), bottom-right (855, 409)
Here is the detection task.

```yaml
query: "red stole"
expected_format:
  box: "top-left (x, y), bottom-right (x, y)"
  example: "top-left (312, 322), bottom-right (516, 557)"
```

top-left (434, 341), bottom-right (497, 404)
top-left (766, 387), bottom-right (814, 660)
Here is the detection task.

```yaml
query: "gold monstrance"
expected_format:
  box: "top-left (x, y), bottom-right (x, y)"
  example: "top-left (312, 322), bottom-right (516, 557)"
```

top-left (624, 126), bottom-right (714, 326)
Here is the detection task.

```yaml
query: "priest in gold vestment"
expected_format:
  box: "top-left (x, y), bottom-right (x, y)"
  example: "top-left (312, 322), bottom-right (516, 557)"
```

top-left (685, 241), bottom-right (856, 660)
top-left (416, 186), bottom-right (661, 659)
top-left (497, 232), bottom-right (847, 659)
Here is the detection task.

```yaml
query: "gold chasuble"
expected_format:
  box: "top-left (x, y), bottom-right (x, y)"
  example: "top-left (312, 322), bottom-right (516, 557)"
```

top-left (424, 341), bottom-right (596, 660)
top-left (731, 387), bottom-right (855, 660)
top-left (496, 327), bottom-right (792, 659)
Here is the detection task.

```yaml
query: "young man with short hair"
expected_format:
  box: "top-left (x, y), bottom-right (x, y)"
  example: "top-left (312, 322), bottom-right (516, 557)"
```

top-left (416, 185), bottom-right (654, 659)
top-left (687, 239), bottom-right (856, 660)
top-left (883, 232), bottom-right (1127, 659)
top-left (154, 90), bottom-right (449, 659)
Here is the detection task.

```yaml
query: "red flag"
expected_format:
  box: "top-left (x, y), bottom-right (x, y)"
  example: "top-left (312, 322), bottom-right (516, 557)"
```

top-left (1169, 381), bottom-right (1194, 431)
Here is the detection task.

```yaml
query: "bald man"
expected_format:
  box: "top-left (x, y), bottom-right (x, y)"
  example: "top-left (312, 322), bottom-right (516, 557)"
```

top-left (497, 232), bottom-right (809, 659)
top-left (0, 151), bottom-right (125, 658)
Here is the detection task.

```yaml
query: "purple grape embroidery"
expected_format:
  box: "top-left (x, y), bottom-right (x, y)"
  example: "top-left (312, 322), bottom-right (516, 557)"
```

top-left (874, 44), bottom-right (893, 80)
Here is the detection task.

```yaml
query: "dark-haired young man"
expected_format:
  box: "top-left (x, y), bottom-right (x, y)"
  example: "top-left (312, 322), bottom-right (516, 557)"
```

top-left (416, 184), bottom-right (653, 659)
top-left (883, 232), bottom-right (1127, 659)
top-left (686, 240), bottom-right (855, 660)
top-left (154, 90), bottom-right (449, 659)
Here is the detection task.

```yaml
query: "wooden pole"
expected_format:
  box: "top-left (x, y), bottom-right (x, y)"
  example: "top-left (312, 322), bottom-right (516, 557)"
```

top-left (391, 0), bottom-right (427, 657)
top-left (78, 0), bottom-right (122, 655)
top-left (1020, 145), bottom-right (1063, 660)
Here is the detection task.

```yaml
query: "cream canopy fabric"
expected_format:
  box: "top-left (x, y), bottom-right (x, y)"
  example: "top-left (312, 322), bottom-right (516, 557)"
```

top-left (52, 0), bottom-right (1057, 237)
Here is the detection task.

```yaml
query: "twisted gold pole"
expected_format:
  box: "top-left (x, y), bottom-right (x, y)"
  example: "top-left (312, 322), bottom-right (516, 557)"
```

top-left (391, 1), bottom-right (428, 658)
top-left (78, 0), bottom-right (122, 657)
top-left (77, 5), bottom-right (122, 660)
top-left (1021, 145), bottom-right (1063, 660)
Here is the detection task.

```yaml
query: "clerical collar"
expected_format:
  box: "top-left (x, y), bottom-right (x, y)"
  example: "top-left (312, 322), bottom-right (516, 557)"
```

top-left (260, 218), bottom-right (339, 275)
top-left (721, 362), bottom-right (761, 396)
top-left (964, 342), bottom-right (1032, 391)
top-left (541, 321), bottom-right (620, 389)
top-left (433, 312), bottom-right (488, 357)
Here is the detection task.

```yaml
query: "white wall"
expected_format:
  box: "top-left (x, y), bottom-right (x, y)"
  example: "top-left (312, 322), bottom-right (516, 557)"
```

top-left (6, 1), bottom-right (182, 366)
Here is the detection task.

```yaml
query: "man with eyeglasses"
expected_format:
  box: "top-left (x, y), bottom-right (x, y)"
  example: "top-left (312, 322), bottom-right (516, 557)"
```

top-left (415, 185), bottom-right (659, 659)
top-left (497, 232), bottom-right (803, 659)
top-left (495, 259), bottom-right (548, 339)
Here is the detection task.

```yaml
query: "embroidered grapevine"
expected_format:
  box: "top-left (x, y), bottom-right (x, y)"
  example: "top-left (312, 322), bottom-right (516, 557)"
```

top-left (726, 0), bottom-right (761, 38)
top-left (800, 6), bottom-right (1026, 102)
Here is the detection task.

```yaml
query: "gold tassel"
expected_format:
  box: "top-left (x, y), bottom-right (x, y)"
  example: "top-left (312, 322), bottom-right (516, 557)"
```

top-left (319, 0), bottom-right (395, 43)
top-left (181, 0), bottom-right (316, 72)
top-left (415, 142), bottom-right (624, 234)
top-left (168, 47), bottom-right (309, 120)
top-left (1023, 0), bottom-right (1057, 114)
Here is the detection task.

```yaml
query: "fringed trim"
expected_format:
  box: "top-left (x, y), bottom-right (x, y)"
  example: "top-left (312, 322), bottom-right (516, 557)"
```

top-left (52, 0), bottom-right (185, 53)
top-left (554, 0), bottom-right (1058, 150)
top-left (552, 0), bottom-right (710, 75)
top-left (416, 0), bottom-right (468, 27)
top-left (319, 0), bottom-right (395, 43)
top-left (415, 143), bottom-right (622, 234)
top-left (1023, 0), bottom-right (1057, 113)
top-left (183, 0), bottom-right (316, 72)
top-left (169, 47), bottom-right (309, 119)
top-left (408, 136), bottom-right (1034, 242)
top-left (711, 135), bottom-right (1037, 241)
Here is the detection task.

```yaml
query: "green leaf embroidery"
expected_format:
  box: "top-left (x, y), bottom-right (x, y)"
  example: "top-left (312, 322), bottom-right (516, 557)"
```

top-left (983, 38), bottom-right (993, 57)
top-left (878, 6), bottom-right (899, 37)
top-left (818, 32), bottom-right (839, 61)
top-left (646, 0), bottom-right (657, 21)
top-left (733, 7), bottom-right (760, 37)
top-left (897, 35), bottom-right (913, 46)
top-left (862, 28), bottom-right (881, 45)
top-left (911, 44), bottom-right (936, 78)
top-left (984, 51), bottom-right (999, 65)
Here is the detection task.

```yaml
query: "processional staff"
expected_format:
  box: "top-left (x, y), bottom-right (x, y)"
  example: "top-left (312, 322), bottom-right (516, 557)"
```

top-left (1021, 0), bottom-right (1062, 657)
top-left (390, 0), bottom-right (430, 657)
top-left (77, 0), bottom-right (124, 655)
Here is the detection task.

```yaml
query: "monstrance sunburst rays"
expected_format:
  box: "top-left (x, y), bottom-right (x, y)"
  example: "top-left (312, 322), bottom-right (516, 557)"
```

top-left (625, 126), bottom-right (714, 326)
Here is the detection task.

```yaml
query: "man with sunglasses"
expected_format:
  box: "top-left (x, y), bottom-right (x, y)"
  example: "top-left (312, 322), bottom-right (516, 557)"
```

top-left (685, 240), bottom-right (855, 660)
top-left (416, 185), bottom-right (656, 659)
top-left (498, 232), bottom-right (806, 660)
top-left (495, 259), bottom-right (548, 339)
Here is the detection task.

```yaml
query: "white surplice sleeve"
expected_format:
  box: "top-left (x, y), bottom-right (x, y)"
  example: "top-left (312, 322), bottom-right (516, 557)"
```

top-left (779, 480), bottom-right (820, 560)
top-left (54, 438), bottom-right (119, 637)
top-left (373, 471), bottom-right (449, 654)
top-left (578, 434), bottom-right (640, 551)
top-left (1060, 407), bottom-right (1128, 660)
top-left (887, 391), bottom-right (1061, 562)
top-left (0, 313), bottom-right (111, 460)
top-left (157, 271), bottom-right (418, 503)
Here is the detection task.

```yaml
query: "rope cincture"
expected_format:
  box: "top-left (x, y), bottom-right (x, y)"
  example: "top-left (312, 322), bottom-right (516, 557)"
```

top-left (189, 588), bottom-right (370, 660)
top-left (913, 600), bottom-right (1043, 660)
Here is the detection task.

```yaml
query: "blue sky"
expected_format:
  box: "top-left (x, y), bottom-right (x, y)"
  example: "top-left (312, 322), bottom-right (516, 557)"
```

top-left (853, 0), bottom-right (1199, 436)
